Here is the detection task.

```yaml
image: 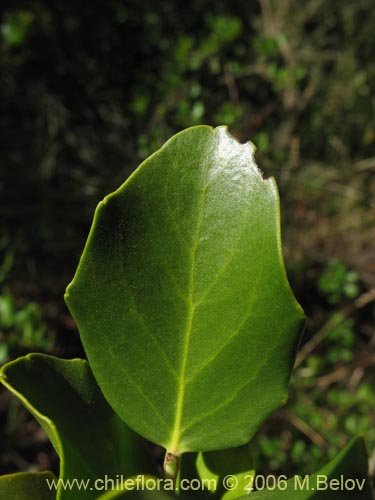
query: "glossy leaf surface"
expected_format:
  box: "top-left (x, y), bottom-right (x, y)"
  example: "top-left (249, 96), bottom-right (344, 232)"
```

top-left (65, 125), bottom-right (305, 454)
top-left (0, 472), bottom-right (56, 500)
top-left (0, 354), bottom-right (154, 500)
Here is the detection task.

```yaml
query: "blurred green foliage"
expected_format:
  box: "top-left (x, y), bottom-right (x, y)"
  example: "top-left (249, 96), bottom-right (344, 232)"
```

top-left (0, 238), bottom-right (54, 365)
top-left (319, 260), bottom-right (359, 304)
top-left (0, 10), bottom-right (34, 46)
top-left (254, 294), bottom-right (375, 476)
top-left (0, 290), bottom-right (53, 364)
top-left (0, 0), bottom-right (373, 479)
top-left (1, 0), bottom-right (373, 276)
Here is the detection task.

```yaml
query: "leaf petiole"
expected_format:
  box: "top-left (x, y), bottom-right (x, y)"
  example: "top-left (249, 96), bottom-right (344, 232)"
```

top-left (164, 450), bottom-right (180, 485)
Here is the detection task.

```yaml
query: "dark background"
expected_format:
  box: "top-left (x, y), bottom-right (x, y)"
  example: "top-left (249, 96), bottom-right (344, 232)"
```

top-left (0, 0), bottom-right (374, 481)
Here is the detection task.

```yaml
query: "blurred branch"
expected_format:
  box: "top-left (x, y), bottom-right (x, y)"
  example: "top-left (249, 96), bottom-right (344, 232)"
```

top-left (355, 157), bottom-right (375, 171)
top-left (223, 62), bottom-right (240, 106)
top-left (369, 448), bottom-right (375, 477)
top-left (295, 288), bottom-right (375, 368)
top-left (280, 409), bottom-right (329, 449)
top-left (315, 357), bottom-right (374, 390)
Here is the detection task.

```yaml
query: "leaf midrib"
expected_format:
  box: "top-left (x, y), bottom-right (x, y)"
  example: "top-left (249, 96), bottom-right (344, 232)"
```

top-left (166, 155), bottom-right (211, 454)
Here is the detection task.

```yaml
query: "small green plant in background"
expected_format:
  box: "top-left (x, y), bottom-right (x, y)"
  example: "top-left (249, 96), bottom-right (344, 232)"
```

top-left (0, 241), bottom-right (54, 365)
top-left (0, 9), bottom-right (34, 47)
top-left (0, 290), bottom-right (53, 365)
top-left (0, 127), bottom-right (372, 499)
top-left (318, 260), bottom-right (360, 304)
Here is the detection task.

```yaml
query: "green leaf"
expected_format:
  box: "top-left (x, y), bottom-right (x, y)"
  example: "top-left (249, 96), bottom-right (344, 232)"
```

top-left (98, 491), bottom-right (176, 499)
top-left (65, 125), bottom-right (305, 454)
top-left (237, 436), bottom-right (373, 499)
top-left (179, 445), bottom-right (255, 499)
top-left (0, 354), bottom-right (154, 500)
top-left (0, 471), bottom-right (56, 500)
top-left (96, 476), bottom-right (177, 499)
top-left (98, 492), bottom-right (175, 500)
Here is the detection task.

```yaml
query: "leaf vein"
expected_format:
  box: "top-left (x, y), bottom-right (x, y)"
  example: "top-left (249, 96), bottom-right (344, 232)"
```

top-left (186, 255), bottom-right (267, 385)
top-left (193, 217), bottom-right (249, 307)
top-left (181, 320), bottom-right (285, 435)
top-left (107, 347), bottom-right (170, 432)
top-left (167, 139), bottom-right (214, 452)
top-left (128, 294), bottom-right (178, 379)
